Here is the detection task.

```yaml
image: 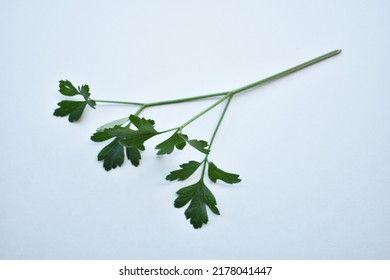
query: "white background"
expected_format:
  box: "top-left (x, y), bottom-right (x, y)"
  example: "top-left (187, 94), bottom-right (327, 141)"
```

top-left (1, 0), bottom-right (389, 259)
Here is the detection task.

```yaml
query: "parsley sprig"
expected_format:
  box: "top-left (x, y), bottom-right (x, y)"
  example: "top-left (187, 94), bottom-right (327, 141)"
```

top-left (54, 49), bottom-right (341, 228)
top-left (54, 80), bottom-right (96, 122)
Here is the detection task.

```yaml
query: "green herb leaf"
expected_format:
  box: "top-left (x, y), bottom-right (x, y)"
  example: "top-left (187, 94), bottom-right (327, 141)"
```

top-left (92, 115), bottom-right (157, 169)
top-left (176, 134), bottom-right (210, 154)
top-left (126, 145), bottom-right (145, 167)
top-left (91, 131), bottom-right (114, 142)
top-left (53, 100), bottom-right (87, 122)
top-left (86, 98), bottom-right (96, 109)
top-left (78, 84), bottom-right (91, 100)
top-left (59, 80), bottom-right (79, 96)
top-left (97, 117), bottom-right (130, 131)
top-left (129, 114), bottom-right (155, 130)
top-left (112, 127), bottom-right (158, 147)
top-left (106, 115), bottom-right (158, 147)
top-left (187, 139), bottom-right (210, 154)
top-left (155, 131), bottom-right (187, 155)
top-left (93, 130), bottom-right (145, 168)
top-left (97, 139), bottom-right (125, 171)
top-left (208, 162), bottom-right (241, 184)
top-left (166, 161), bottom-right (201, 181)
top-left (174, 180), bottom-right (220, 229)
top-left (55, 80), bottom-right (96, 122)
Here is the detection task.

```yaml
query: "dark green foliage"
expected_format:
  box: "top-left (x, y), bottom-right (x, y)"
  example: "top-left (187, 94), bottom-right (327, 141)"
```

top-left (156, 131), bottom-right (210, 155)
top-left (54, 80), bottom-right (95, 122)
top-left (58, 80), bottom-right (79, 96)
top-left (174, 180), bottom-right (220, 229)
top-left (90, 131), bottom-right (114, 142)
top-left (97, 139), bottom-right (125, 171)
top-left (126, 145), bottom-right (145, 167)
top-left (54, 100), bottom-right (87, 122)
top-left (155, 131), bottom-right (187, 155)
top-left (105, 115), bottom-right (158, 147)
top-left (166, 161), bottom-right (201, 181)
top-left (208, 162), bottom-right (241, 184)
top-left (91, 115), bottom-right (157, 170)
top-left (78, 84), bottom-right (91, 100)
top-left (186, 138), bottom-right (209, 154)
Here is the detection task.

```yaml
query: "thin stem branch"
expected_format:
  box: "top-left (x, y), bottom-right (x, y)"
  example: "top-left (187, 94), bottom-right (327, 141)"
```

top-left (200, 95), bottom-right (234, 179)
top-left (133, 105), bottom-right (147, 117)
top-left (94, 99), bottom-right (144, 106)
top-left (126, 104), bottom-right (147, 128)
top-left (187, 50), bottom-right (342, 181)
top-left (97, 50), bottom-right (342, 139)
top-left (201, 158), bottom-right (208, 179)
top-left (145, 91), bottom-right (228, 107)
top-left (158, 127), bottom-right (180, 134)
top-left (179, 95), bottom-right (229, 129)
top-left (94, 91), bottom-right (228, 107)
top-left (208, 94), bottom-right (234, 150)
top-left (177, 49), bottom-right (341, 131)
top-left (96, 49), bottom-right (341, 109)
top-left (229, 49), bottom-right (342, 96)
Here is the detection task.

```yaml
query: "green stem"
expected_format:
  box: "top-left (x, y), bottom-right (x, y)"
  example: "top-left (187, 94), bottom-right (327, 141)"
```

top-left (179, 95), bottom-right (230, 129)
top-left (208, 95), bottom-right (233, 149)
top-left (184, 49), bottom-right (342, 180)
top-left (158, 127), bottom-right (180, 134)
top-left (133, 105), bottom-right (147, 117)
top-left (145, 92), bottom-right (229, 107)
top-left (126, 104), bottom-right (147, 128)
top-left (178, 49), bottom-right (341, 130)
top-left (99, 50), bottom-right (342, 135)
top-left (94, 91), bottom-right (228, 107)
top-left (229, 49), bottom-right (342, 96)
top-left (201, 158), bottom-right (208, 179)
top-left (94, 99), bottom-right (144, 106)
top-left (201, 95), bottom-right (234, 178)
top-left (95, 49), bottom-right (341, 109)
